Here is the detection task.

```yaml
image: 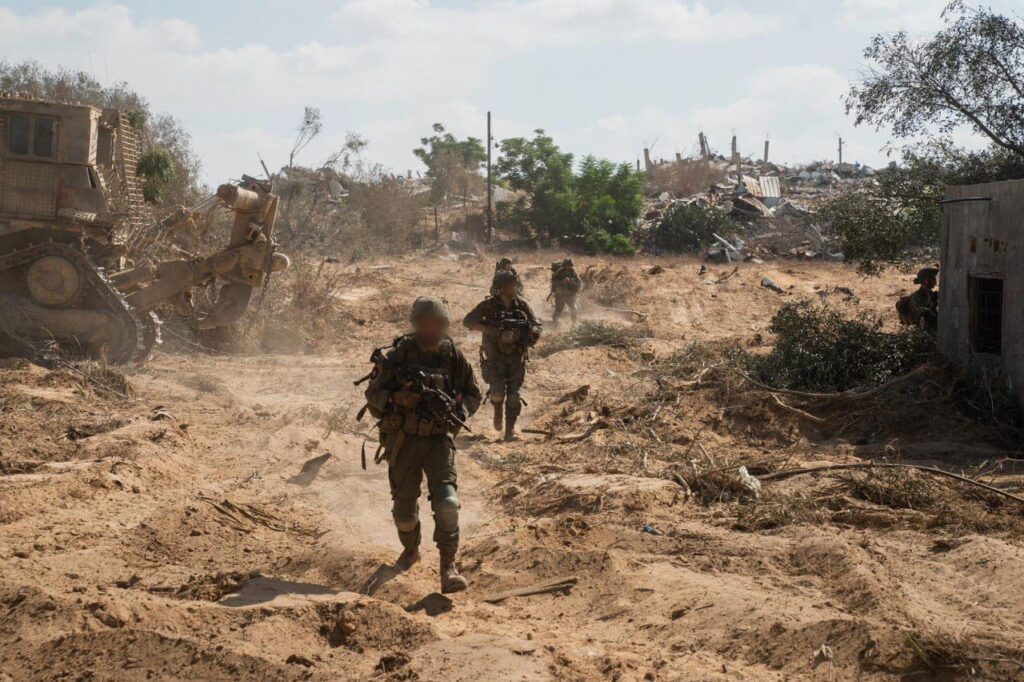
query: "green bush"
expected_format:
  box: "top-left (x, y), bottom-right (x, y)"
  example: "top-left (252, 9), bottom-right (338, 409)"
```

top-left (819, 142), bottom-right (1024, 273)
top-left (817, 192), bottom-right (920, 274)
top-left (586, 229), bottom-right (636, 256)
top-left (748, 301), bottom-right (933, 392)
top-left (650, 203), bottom-right (740, 253)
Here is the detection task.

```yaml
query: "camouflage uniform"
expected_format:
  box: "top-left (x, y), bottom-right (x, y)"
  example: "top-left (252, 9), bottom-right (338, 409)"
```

top-left (907, 289), bottom-right (938, 333)
top-left (897, 267), bottom-right (939, 333)
top-left (364, 303), bottom-right (482, 574)
top-left (462, 290), bottom-right (540, 438)
top-left (550, 259), bottom-right (582, 325)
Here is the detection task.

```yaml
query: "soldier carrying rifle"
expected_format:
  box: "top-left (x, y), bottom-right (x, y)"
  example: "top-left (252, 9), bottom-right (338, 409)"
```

top-left (463, 270), bottom-right (542, 442)
top-left (363, 297), bottom-right (482, 593)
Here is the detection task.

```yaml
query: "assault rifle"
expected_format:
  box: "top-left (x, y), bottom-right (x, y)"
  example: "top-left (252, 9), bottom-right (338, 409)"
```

top-left (395, 366), bottom-right (472, 434)
top-left (481, 309), bottom-right (540, 332)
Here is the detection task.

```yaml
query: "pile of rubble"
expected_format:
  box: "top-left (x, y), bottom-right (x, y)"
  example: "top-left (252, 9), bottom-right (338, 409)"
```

top-left (640, 155), bottom-right (879, 262)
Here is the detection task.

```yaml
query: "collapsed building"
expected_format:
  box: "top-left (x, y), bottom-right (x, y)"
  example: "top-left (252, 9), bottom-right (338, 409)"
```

top-left (939, 179), bottom-right (1023, 410)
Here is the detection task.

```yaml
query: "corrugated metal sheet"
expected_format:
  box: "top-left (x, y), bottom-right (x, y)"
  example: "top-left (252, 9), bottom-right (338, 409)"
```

top-left (760, 176), bottom-right (781, 207)
top-left (743, 176), bottom-right (762, 197)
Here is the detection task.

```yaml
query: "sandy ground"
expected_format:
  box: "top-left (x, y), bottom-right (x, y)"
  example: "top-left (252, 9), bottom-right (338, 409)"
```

top-left (2, 253), bottom-right (1023, 681)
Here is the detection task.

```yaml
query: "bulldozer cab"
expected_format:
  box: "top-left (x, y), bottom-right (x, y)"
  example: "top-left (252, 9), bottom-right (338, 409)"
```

top-left (0, 97), bottom-right (146, 250)
top-left (0, 96), bottom-right (287, 364)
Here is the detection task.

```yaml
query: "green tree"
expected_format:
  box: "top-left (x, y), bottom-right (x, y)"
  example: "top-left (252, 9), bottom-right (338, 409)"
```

top-left (820, 141), bottom-right (1024, 272)
top-left (847, 2), bottom-right (1024, 157)
top-left (494, 130), bottom-right (644, 252)
top-left (137, 148), bottom-right (175, 204)
top-left (414, 123), bottom-right (486, 206)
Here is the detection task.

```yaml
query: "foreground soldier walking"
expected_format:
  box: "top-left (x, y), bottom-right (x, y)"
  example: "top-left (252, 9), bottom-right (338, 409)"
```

top-left (463, 271), bottom-right (541, 441)
top-left (363, 297), bottom-right (482, 593)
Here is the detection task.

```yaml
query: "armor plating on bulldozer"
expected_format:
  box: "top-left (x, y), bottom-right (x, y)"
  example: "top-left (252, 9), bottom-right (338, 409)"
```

top-left (0, 97), bottom-right (288, 362)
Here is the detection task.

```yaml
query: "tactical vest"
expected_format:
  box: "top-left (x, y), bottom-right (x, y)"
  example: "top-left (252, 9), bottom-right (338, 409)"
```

top-left (389, 336), bottom-right (465, 436)
top-left (483, 297), bottom-right (532, 358)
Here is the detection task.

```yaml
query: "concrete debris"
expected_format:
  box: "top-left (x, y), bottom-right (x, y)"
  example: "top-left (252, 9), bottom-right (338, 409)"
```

top-left (641, 149), bottom-right (878, 263)
top-left (760, 277), bottom-right (785, 294)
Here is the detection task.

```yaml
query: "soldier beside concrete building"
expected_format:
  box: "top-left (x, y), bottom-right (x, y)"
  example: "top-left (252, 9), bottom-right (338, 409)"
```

top-left (463, 270), bottom-right (542, 442)
top-left (897, 267), bottom-right (939, 334)
top-left (363, 297), bottom-right (482, 593)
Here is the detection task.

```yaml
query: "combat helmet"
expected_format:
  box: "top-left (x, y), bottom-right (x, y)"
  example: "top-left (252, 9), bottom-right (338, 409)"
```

top-left (492, 269), bottom-right (520, 292)
top-left (913, 267), bottom-right (939, 284)
top-left (410, 296), bottom-right (450, 322)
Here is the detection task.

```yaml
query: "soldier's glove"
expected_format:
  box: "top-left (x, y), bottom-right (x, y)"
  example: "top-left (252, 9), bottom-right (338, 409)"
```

top-left (392, 390), bottom-right (421, 408)
top-left (528, 328), bottom-right (541, 347)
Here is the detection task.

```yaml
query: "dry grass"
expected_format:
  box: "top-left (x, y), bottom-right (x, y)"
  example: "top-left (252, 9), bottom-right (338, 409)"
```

top-left (646, 159), bottom-right (724, 197)
top-left (579, 264), bottom-right (645, 307)
top-left (534, 321), bottom-right (650, 358)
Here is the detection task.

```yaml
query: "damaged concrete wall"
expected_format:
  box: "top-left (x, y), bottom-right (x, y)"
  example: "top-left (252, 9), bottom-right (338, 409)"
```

top-left (940, 179), bottom-right (1024, 409)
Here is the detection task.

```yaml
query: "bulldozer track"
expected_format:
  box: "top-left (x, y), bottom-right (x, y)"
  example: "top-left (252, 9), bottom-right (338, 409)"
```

top-left (0, 241), bottom-right (147, 363)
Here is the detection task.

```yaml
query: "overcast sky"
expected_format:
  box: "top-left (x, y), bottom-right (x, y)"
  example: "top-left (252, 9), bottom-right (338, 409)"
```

top-left (0, 0), bottom-right (1014, 184)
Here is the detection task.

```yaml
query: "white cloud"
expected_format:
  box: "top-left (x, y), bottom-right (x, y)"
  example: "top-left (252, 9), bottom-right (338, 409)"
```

top-left (0, 1), bottom-right (785, 182)
top-left (839, 0), bottom-right (949, 32)
top-left (333, 0), bottom-right (779, 46)
top-left (570, 65), bottom-right (865, 166)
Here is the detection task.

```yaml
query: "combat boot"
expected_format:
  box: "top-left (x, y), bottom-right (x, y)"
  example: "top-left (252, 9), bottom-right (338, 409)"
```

top-left (503, 417), bottom-right (519, 442)
top-left (492, 402), bottom-right (504, 432)
top-left (395, 547), bottom-right (421, 571)
top-left (439, 550), bottom-right (468, 593)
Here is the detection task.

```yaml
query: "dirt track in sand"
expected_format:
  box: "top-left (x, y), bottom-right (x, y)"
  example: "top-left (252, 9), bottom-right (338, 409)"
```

top-left (2, 253), bottom-right (1024, 681)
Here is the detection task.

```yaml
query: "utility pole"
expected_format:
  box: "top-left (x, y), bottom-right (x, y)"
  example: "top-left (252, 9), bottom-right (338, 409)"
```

top-left (763, 137), bottom-right (770, 166)
top-left (486, 111), bottom-right (493, 243)
top-left (838, 135), bottom-right (844, 165)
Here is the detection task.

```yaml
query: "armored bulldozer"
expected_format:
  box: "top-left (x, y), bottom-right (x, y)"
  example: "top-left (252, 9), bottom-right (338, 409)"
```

top-left (0, 97), bottom-right (289, 363)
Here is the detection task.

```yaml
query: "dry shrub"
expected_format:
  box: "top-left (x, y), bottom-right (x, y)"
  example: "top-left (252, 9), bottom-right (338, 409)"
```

top-left (735, 492), bottom-right (830, 531)
top-left (41, 360), bottom-right (135, 400)
top-left (730, 467), bottom-right (1024, 536)
top-left (842, 468), bottom-right (1024, 535)
top-left (579, 264), bottom-right (644, 307)
top-left (646, 159), bottom-right (724, 197)
top-left (902, 632), bottom-right (981, 678)
top-left (535, 321), bottom-right (650, 358)
top-left (688, 469), bottom-right (759, 505)
top-left (342, 178), bottom-right (427, 257)
top-left (654, 341), bottom-right (726, 379)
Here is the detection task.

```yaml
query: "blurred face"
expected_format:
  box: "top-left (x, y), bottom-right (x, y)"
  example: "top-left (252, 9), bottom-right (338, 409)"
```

top-left (499, 283), bottom-right (517, 299)
top-left (923, 276), bottom-right (937, 291)
top-left (413, 315), bottom-right (449, 345)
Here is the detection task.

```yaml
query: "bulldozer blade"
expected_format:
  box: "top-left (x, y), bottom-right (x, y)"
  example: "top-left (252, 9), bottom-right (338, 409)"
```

top-left (196, 283), bottom-right (254, 330)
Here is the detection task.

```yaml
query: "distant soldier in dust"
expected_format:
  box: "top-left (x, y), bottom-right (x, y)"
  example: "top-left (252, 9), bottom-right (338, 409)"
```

top-left (897, 267), bottom-right (939, 333)
top-left (363, 297), bottom-right (482, 593)
top-left (549, 258), bottom-right (582, 326)
top-left (490, 257), bottom-right (523, 296)
top-left (463, 270), bottom-right (542, 442)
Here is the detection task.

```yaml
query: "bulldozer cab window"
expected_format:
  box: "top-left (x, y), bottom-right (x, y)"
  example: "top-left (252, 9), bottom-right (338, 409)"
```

top-left (5, 114), bottom-right (56, 158)
top-left (33, 117), bottom-right (56, 158)
top-left (8, 113), bottom-right (30, 155)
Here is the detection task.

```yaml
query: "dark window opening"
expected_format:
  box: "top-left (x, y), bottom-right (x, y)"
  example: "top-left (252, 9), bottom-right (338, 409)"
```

top-left (969, 276), bottom-right (1003, 355)
top-left (8, 114), bottom-right (30, 155)
top-left (33, 117), bottom-right (55, 158)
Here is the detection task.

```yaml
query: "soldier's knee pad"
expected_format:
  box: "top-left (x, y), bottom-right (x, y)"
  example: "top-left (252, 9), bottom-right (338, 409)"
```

top-left (489, 386), bottom-right (506, 403)
top-left (391, 499), bottom-right (419, 532)
top-left (431, 487), bottom-right (460, 531)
